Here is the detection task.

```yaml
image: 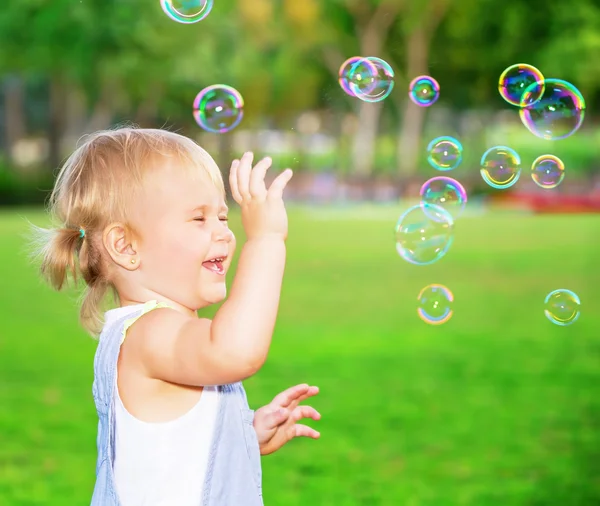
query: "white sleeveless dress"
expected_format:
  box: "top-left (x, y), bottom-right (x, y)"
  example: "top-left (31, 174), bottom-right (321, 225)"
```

top-left (105, 302), bottom-right (220, 506)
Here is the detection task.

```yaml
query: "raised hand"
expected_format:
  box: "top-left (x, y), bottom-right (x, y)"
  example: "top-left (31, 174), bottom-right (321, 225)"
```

top-left (228, 152), bottom-right (293, 242)
top-left (252, 383), bottom-right (321, 456)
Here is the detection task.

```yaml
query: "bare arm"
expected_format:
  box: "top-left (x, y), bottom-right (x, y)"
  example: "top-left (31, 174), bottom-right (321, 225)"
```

top-left (209, 152), bottom-right (292, 372)
top-left (211, 237), bottom-right (286, 372)
top-left (134, 152), bottom-right (293, 386)
top-left (128, 309), bottom-right (259, 386)
top-left (136, 238), bottom-right (286, 386)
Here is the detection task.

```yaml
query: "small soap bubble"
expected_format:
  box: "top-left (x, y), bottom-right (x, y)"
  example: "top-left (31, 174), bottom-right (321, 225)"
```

top-left (395, 204), bottom-right (454, 266)
top-left (519, 79), bottom-right (586, 140)
top-left (338, 57), bottom-right (365, 97)
top-left (161, 0), bottom-right (213, 24)
top-left (498, 64), bottom-right (545, 107)
top-left (531, 155), bottom-right (565, 189)
top-left (427, 136), bottom-right (463, 171)
top-left (349, 57), bottom-right (395, 103)
top-left (480, 146), bottom-right (521, 189)
top-left (417, 284), bottom-right (454, 325)
top-left (420, 177), bottom-right (467, 218)
top-left (193, 85), bottom-right (244, 134)
top-left (409, 76), bottom-right (440, 107)
top-left (544, 289), bottom-right (580, 326)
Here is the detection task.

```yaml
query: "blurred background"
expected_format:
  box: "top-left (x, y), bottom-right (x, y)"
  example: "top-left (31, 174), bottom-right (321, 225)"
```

top-left (1, 0), bottom-right (599, 505)
top-left (1, 0), bottom-right (599, 205)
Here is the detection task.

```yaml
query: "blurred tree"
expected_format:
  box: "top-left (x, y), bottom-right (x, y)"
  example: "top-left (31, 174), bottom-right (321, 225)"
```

top-left (1, 76), bottom-right (26, 161)
top-left (0, 0), bottom-right (597, 178)
top-left (318, 0), bottom-right (454, 177)
top-left (433, 0), bottom-right (600, 110)
top-left (390, 0), bottom-right (600, 177)
top-left (538, 0), bottom-right (600, 99)
top-left (320, 0), bottom-right (402, 177)
top-left (393, 0), bottom-right (452, 177)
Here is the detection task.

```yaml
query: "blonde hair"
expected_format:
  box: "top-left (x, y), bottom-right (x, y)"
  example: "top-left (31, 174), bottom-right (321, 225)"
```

top-left (25, 126), bottom-right (225, 339)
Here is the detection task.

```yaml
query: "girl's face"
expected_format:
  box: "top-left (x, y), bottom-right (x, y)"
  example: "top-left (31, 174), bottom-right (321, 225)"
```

top-left (131, 161), bottom-right (236, 313)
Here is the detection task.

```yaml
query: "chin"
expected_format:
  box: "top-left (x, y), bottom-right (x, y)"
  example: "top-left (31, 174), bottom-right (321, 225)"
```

top-left (204, 288), bottom-right (227, 305)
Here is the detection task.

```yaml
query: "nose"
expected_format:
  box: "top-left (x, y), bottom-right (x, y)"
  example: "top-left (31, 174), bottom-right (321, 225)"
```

top-left (211, 220), bottom-right (234, 242)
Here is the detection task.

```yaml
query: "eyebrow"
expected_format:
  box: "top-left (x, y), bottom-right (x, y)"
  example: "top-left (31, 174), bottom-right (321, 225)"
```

top-left (191, 204), bottom-right (229, 213)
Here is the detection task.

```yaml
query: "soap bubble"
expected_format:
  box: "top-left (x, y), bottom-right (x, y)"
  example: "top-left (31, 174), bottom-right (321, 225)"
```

top-left (161, 0), bottom-right (214, 24)
top-left (346, 58), bottom-right (378, 96)
top-left (427, 136), bottom-right (463, 171)
top-left (349, 57), bottom-right (395, 103)
top-left (498, 64), bottom-right (545, 106)
top-left (395, 204), bottom-right (454, 266)
top-left (420, 177), bottom-right (467, 218)
top-left (480, 146), bottom-right (521, 189)
top-left (544, 289), bottom-right (580, 326)
top-left (519, 79), bottom-right (586, 140)
top-left (339, 57), bottom-right (394, 102)
top-left (417, 284), bottom-right (454, 325)
top-left (409, 76), bottom-right (440, 107)
top-left (338, 57), bottom-right (366, 97)
top-left (531, 155), bottom-right (565, 189)
top-left (193, 85), bottom-right (244, 133)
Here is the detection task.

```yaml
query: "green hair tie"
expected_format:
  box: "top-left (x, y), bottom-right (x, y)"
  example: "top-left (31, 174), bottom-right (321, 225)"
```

top-left (79, 228), bottom-right (85, 239)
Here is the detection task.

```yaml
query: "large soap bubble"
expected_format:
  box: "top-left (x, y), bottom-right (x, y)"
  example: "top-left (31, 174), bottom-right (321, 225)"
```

top-left (519, 79), bottom-right (585, 140)
top-left (395, 204), bottom-right (454, 266)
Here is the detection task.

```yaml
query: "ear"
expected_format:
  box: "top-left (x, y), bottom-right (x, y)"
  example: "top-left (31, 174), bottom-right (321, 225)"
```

top-left (103, 223), bottom-right (139, 270)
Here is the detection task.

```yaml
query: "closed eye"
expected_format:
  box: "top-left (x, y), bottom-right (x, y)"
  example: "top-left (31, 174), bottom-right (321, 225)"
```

top-left (194, 217), bottom-right (229, 222)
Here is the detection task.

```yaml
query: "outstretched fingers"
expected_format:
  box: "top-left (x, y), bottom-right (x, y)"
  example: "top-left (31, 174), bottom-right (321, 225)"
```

top-left (229, 159), bottom-right (243, 203)
top-left (272, 384), bottom-right (310, 408)
top-left (288, 405), bottom-right (321, 440)
top-left (291, 405), bottom-right (321, 423)
top-left (236, 152), bottom-right (254, 200)
top-left (267, 168), bottom-right (293, 200)
top-left (292, 424), bottom-right (321, 439)
top-left (249, 156), bottom-right (272, 198)
top-left (273, 384), bottom-right (319, 409)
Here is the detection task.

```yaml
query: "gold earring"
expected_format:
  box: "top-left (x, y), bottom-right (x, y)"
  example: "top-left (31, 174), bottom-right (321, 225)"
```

top-left (131, 259), bottom-right (136, 264)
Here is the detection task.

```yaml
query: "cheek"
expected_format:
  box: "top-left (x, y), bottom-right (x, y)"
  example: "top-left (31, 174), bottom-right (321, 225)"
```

top-left (166, 227), bottom-right (208, 259)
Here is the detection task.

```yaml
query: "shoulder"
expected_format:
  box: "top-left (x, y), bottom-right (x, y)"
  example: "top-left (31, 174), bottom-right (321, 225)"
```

top-left (124, 305), bottom-right (205, 348)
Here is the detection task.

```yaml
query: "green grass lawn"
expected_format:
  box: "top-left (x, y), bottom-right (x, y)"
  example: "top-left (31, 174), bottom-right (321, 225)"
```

top-left (1, 205), bottom-right (599, 505)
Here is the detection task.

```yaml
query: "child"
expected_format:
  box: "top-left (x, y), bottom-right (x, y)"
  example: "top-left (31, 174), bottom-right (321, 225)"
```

top-left (28, 127), bottom-right (321, 506)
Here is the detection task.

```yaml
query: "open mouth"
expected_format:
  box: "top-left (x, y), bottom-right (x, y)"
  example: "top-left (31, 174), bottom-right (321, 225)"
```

top-left (202, 257), bottom-right (226, 275)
